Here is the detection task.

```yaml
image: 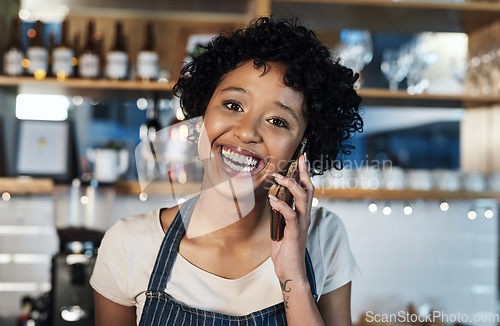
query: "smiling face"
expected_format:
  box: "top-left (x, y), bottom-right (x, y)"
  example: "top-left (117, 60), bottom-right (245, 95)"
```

top-left (198, 60), bottom-right (308, 199)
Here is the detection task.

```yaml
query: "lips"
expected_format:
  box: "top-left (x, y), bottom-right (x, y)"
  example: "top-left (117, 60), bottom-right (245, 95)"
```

top-left (217, 144), bottom-right (265, 176)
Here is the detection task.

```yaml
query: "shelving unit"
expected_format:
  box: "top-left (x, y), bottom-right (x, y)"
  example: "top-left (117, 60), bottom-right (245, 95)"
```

top-left (314, 187), bottom-right (500, 201)
top-left (115, 181), bottom-right (500, 201)
top-left (0, 76), bottom-right (174, 98)
top-left (1, 178), bottom-right (497, 201)
top-left (271, 0), bottom-right (500, 33)
top-left (1, 0), bottom-right (500, 199)
top-left (4, 76), bottom-right (500, 108)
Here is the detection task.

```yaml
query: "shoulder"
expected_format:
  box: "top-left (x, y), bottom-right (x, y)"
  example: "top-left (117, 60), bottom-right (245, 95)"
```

top-left (308, 206), bottom-right (350, 250)
top-left (99, 208), bottom-right (168, 266)
top-left (90, 209), bottom-right (165, 306)
top-left (307, 206), bottom-right (350, 259)
top-left (307, 205), bottom-right (360, 297)
top-left (309, 206), bottom-right (346, 233)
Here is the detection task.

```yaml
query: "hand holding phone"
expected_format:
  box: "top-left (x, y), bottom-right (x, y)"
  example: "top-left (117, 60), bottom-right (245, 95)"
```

top-left (269, 140), bottom-right (307, 241)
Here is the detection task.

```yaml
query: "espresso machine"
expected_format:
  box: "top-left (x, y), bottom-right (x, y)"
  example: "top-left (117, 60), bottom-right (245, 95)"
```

top-left (50, 228), bottom-right (103, 326)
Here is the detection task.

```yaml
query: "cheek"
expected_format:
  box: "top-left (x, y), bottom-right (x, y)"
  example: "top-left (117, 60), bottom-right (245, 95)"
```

top-left (269, 138), bottom-right (301, 172)
top-left (197, 111), bottom-right (228, 159)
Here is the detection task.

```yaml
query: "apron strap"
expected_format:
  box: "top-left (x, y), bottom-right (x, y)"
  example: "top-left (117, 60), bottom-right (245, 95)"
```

top-left (146, 196), bottom-right (198, 292)
top-left (305, 248), bottom-right (319, 302)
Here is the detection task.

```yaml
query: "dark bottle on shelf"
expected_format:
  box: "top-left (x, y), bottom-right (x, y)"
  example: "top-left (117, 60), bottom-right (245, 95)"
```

top-left (53, 19), bottom-right (74, 78)
top-left (72, 32), bottom-right (81, 77)
top-left (139, 97), bottom-right (163, 182)
top-left (3, 17), bottom-right (24, 76)
top-left (136, 22), bottom-right (159, 81)
top-left (139, 97), bottom-right (162, 142)
top-left (79, 19), bottom-right (100, 78)
top-left (47, 33), bottom-right (55, 76)
top-left (106, 21), bottom-right (128, 80)
top-left (26, 20), bottom-right (48, 78)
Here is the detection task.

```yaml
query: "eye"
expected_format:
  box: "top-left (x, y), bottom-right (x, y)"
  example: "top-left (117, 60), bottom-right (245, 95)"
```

top-left (267, 116), bottom-right (290, 129)
top-left (223, 100), bottom-right (243, 112)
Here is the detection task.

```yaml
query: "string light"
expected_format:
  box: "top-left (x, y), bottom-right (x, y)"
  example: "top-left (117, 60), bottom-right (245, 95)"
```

top-left (485, 209), bottom-right (494, 219)
top-left (382, 203), bottom-right (392, 216)
top-left (467, 210), bottom-right (477, 220)
top-left (2, 192), bottom-right (11, 201)
top-left (139, 192), bottom-right (148, 201)
top-left (80, 196), bottom-right (89, 205)
top-left (368, 202), bottom-right (377, 213)
top-left (403, 203), bottom-right (413, 216)
top-left (439, 201), bottom-right (449, 212)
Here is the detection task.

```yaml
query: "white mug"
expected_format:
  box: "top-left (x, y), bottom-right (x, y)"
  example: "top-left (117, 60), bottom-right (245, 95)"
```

top-left (86, 148), bottom-right (129, 183)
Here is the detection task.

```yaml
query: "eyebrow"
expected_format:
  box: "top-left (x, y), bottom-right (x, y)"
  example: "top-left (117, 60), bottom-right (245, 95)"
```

top-left (221, 86), bottom-right (300, 124)
top-left (274, 102), bottom-right (300, 124)
top-left (221, 86), bottom-right (248, 94)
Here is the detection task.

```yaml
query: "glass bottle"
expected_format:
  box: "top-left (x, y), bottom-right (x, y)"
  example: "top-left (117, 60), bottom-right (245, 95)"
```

top-left (136, 22), bottom-right (159, 81)
top-left (3, 17), bottom-right (24, 76)
top-left (72, 33), bottom-right (80, 77)
top-left (106, 21), bottom-right (128, 80)
top-left (26, 20), bottom-right (48, 78)
top-left (140, 98), bottom-right (162, 141)
top-left (52, 19), bottom-right (74, 79)
top-left (79, 19), bottom-right (100, 78)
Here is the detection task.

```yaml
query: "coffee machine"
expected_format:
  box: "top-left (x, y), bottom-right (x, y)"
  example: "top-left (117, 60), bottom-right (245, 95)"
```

top-left (50, 228), bottom-right (103, 326)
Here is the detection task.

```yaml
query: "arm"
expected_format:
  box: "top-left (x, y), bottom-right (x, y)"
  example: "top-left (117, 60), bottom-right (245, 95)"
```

top-left (94, 291), bottom-right (136, 326)
top-left (317, 282), bottom-right (353, 326)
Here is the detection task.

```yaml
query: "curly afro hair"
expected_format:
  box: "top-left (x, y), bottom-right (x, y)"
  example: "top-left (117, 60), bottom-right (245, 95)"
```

top-left (173, 16), bottom-right (363, 175)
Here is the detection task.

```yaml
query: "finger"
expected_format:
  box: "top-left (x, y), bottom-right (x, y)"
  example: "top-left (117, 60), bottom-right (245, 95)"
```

top-left (268, 194), bottom-right (299, 239)
top-left (297, 154), bottom-right (314, 226)
top-left (272, 171), bottom-right (310, 230)
top-left (272, 173), bottom-right (307, 208)
top-left (299, 154), bottom-right (315, 195)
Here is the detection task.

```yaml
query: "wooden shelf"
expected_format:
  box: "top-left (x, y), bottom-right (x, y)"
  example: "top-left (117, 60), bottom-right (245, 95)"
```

top-left (116, 181), bottom-right (500, 201)
top-left (272, 0), bottom-right (500, 33)
top-left (315, 187), bottom-right (500, 201)
top-left (359, 88), bottom-right (500, 108)
top-left (0, 177), bottom-right (54, 195)
top-left (1, 178), bottom-right (497, 200)
top-left (0, 76), bottom-right (174, 99)
top-left (3, 76), bottom-right (498, 107)
top-left (115, 180), bottom-right (202, 197)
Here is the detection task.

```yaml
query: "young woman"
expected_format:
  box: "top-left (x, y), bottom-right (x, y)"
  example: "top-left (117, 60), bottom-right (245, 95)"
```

top-left (91, 17), bottom-right (363, 325)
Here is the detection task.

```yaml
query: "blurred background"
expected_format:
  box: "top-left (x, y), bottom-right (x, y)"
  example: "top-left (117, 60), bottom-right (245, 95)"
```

top-left (0, 0), bottom-right (499, 325)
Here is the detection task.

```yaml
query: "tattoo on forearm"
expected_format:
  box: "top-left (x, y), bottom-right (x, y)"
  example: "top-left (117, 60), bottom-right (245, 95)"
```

top-left (280, 279), bottom-right (292, 309)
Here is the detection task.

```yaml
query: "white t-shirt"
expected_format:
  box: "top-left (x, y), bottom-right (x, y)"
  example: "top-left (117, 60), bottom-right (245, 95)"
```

top-left (90, 206), bottom-right (360, 324)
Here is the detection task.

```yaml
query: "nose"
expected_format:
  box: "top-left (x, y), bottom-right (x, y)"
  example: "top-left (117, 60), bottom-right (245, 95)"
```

top-left (233, 117), bottom-right (262, 144)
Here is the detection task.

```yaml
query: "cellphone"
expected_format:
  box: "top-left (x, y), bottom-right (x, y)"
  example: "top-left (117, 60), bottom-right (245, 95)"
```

top-left (269, 140), bottom-right (308, 241)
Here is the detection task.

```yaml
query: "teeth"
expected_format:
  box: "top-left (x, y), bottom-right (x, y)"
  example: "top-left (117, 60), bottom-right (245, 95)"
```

top-left (220, 146), bottom-right (259, 172)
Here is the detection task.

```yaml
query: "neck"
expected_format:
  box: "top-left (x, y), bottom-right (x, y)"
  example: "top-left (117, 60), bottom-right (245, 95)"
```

top-left (185, 177), bottom-right (271, 244)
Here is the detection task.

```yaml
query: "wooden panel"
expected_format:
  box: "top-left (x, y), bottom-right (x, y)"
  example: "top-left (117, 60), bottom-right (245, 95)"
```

top-left (0, 177), bottom-right (54, 194)
top-left (314, 187), bottom-right (500, 201)
top-left (460, 107), bottom-right (490, 173)
top-left (24, 0), bottom-right (250, 15)
top-left (492, 105), bottom-right (500, 172)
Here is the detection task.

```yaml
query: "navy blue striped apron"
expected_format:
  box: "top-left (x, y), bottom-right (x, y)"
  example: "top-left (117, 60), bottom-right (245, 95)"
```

top-left (139, 196), bottom-right (318, 325)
